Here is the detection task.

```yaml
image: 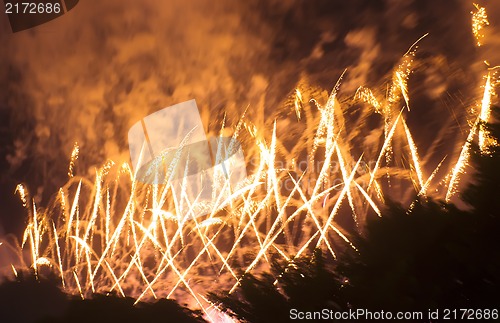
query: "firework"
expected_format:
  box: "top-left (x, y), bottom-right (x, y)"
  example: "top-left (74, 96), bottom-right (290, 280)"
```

top-left (445, 4), bottom-right (498, 202)
top-left (472, 3), bottom-right (489, 46)
top-left (6, 55), bottom-right (434, 316)
top-left (0, 6), bottom-right (497, 321)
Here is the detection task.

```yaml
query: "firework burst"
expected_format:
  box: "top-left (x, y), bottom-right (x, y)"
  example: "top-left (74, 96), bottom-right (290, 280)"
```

top-left (0, 4), bottom-right (498, 322)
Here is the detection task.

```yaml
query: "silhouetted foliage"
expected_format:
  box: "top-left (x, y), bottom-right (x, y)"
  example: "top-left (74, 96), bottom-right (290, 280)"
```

top-left (0, 271), bottom-right (207, 323)
top-left (42, 294), bottom-right (207, 323)
top-left (462, 107), bottom-right (500, 216)
top-left (340, 198), bottom-right (499, 311)
top-left (339, 110), bottom-right (500, 311)
top-left (208, 249), bottom-right (346, 323)
top-left (458, 108), bottom-right (500, 304)
top-left (0, 271), bottom-right (68, 323)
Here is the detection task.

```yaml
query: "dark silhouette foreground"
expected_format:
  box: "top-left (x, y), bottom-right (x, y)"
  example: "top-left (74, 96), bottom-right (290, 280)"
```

top-left (0, 272), bottom-right (206, 323)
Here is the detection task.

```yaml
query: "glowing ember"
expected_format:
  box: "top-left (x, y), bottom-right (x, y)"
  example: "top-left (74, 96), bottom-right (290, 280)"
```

top-left (471, 3), bottom-right (489, 47)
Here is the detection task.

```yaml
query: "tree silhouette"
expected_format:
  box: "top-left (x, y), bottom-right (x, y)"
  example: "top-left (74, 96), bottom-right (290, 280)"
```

top-left (340, 109), bottom-right (500, 311)
top-left (0, 271), bottom-right (207, 323)
top-left (209, 110), bottom-right (500, 321)
top-left (42, 294), bottom-right (207, 323)
top-left (208, 249), bottom-right (346, 323)
top-left (0, 271), bottom-right (68, 323)
top-left (458, 107), bottom-right (500, 306)
top-left (339, 198), bottom-right (494, 311)
top-left (462, 107), bottom-right (500, 216)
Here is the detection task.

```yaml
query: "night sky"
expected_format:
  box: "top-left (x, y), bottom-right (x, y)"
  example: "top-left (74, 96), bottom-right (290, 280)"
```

top-left (0, 0), bottom-right (499, 236)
